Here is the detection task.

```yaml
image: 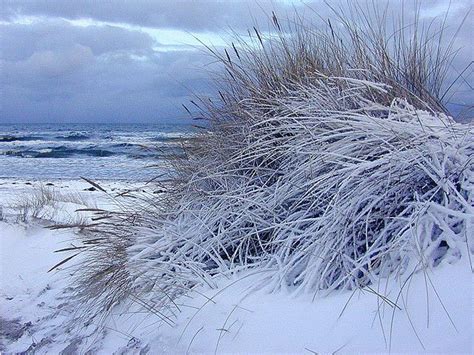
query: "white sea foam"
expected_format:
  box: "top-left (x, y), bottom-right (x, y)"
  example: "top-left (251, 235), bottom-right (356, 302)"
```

top-left (0, 123), bottom-right (195, 181)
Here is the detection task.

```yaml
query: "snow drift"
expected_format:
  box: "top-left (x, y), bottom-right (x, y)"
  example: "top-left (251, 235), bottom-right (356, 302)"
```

top-left (69, 81), bottom-right (473, 330)
top-left (64, 4), bottom-right (473, 345)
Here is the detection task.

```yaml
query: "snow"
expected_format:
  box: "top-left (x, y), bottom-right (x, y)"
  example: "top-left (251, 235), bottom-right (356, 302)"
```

top-left (0, 178), bottom-right (472, 353)
top-left (92, 258), bottom-right (471, 354)
top-left (169, 262), bottom-right (472, 353)
top-left (0, 222), bottom-right (76, 353)
top-left (1, 219), bottom-right (472, 353)
top-left (0, 179), bottom-right (142, 352)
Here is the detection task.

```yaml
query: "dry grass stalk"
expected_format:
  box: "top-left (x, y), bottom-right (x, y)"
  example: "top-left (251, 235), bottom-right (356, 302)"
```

top-left (62, 3), bottom-right (473, 330)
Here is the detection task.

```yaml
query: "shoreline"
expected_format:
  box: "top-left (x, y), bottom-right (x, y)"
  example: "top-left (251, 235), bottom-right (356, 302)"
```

top-left (0, 177), bottom-right (160, 225)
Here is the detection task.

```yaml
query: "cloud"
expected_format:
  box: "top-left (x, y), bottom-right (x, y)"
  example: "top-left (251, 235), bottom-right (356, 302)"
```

top-left (13, 44), bottom-right (94, 79)
top-left (0, 19), bottom-right (155, 61)
top-left (0, 17), bottom-right (213, 123)
top-left (1, 0), bottom-right (294, 32)
top-left (0, 1), bottom-right (471, 123)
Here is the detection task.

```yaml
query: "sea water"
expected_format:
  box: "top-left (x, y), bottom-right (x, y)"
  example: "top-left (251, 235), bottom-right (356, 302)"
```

top-left (0, 122), bottom-right (195, 181)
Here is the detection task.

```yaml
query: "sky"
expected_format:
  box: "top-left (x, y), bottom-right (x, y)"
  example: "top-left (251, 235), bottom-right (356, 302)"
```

top-left (0, 0), bottom-right (472, 124)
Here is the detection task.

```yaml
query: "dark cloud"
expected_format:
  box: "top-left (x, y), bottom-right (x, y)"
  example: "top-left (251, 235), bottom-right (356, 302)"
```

top-left (0, 19), bottom-right (155, 61)
top-left (1, 0), bottom-right (292, 32)
top-left (0, 18), bottom-right (212, 123)
top-left (1, 49), bottom-right (211, 123)
top-left (0, 0), bottom-right (471, 123)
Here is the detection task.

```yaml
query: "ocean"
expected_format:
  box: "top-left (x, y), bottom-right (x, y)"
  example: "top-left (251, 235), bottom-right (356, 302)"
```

top-left (0, 122), bottom-right (195, 181)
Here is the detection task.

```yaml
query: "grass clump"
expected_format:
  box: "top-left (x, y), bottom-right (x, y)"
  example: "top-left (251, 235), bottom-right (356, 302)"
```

top-left (10, 184), bottom-right (94, 224)
top-left (67, 2), bottom-right (473, 327)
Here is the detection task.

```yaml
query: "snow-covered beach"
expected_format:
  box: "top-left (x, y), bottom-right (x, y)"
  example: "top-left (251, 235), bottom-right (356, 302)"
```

top-left (0, 178), bottom-right (144, 353)
top-left (1, 1), bottom-right (474, 353)
top-left (1, 179), bottom-right (472, 353)
top-left (1, 129), bottom-right (473, 353)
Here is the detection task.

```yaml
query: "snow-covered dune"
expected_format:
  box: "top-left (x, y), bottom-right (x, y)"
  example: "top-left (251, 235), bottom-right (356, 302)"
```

top-left (1, 218), bottom-right (472, 353)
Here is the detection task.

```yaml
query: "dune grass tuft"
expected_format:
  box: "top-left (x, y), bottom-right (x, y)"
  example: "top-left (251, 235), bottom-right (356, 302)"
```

top-left (65, 2), bottom-right (473, 330)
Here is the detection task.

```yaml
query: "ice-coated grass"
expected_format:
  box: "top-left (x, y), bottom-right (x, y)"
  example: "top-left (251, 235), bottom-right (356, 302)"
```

top-left (63, 3), bottom-right (473, 336)
top-left (130, 79), bottom-right (473, 295)
top-left (67, 84), bottom-right (473, 329)
top-left (9, 184), bottom-right (95, 223)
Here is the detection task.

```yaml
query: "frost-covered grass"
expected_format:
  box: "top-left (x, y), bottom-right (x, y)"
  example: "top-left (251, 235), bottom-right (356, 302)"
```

top-left (58, 3), bottom-right (474, 350)
top-left (8, 184), bottom-right (95, 224)
top-left (157, 82), bottom-right (473, 290)
top-left (2, 220), bottom-right (471, 353)
top-left (114, 80), bottom-right (472, 311)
